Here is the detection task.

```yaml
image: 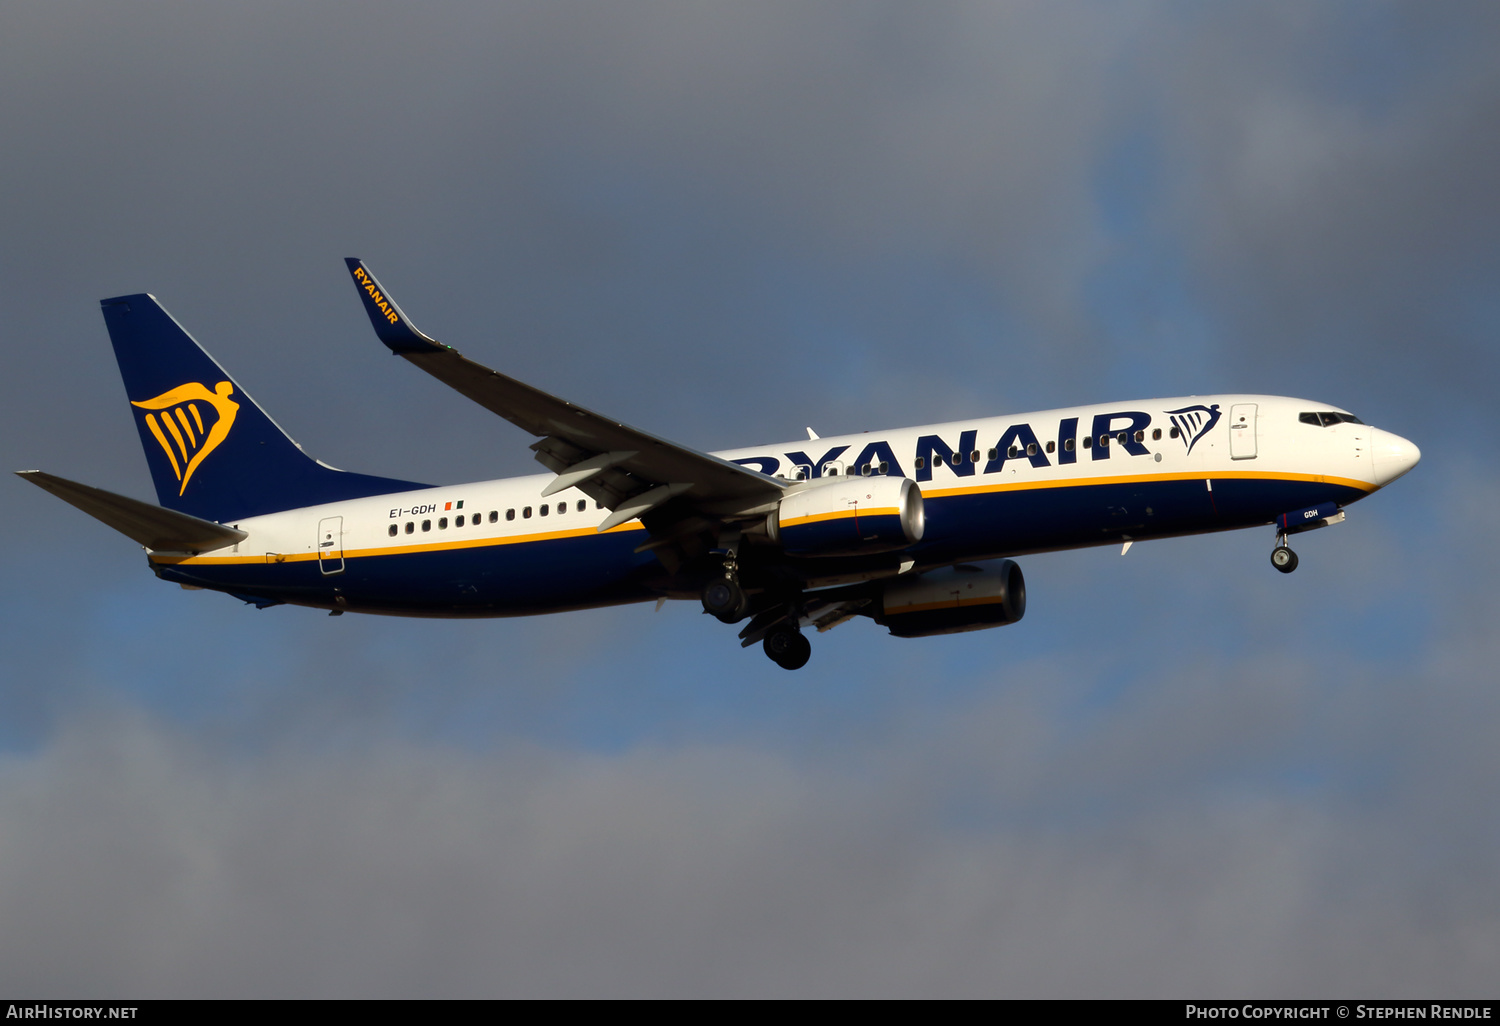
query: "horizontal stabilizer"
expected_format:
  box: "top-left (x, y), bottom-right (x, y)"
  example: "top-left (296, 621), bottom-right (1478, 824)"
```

top-left (17, 470), bottom-right (247, 553)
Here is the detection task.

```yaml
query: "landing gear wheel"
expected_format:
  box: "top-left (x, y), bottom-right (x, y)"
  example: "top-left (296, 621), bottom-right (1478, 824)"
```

top-left (702, 577), bottom-right (748, 623)
top-left (1271, 546), bottom-right (1299, 574)
top-left (763, 626), bottom-right (811, 670)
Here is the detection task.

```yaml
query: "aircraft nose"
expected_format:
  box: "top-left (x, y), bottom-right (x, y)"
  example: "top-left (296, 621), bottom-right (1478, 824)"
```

top-left (1369, 428), bottom-right (1421, 487)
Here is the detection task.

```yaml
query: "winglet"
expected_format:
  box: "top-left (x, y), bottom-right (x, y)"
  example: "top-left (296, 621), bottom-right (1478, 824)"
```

top-left (344, 258), bottom-right (444, 354)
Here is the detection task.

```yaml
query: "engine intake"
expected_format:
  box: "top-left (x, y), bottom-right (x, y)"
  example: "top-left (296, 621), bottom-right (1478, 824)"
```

top-left (770, 476), bottom-right (924, 557)
top-left (877, 560), bottom-right (1026, 637)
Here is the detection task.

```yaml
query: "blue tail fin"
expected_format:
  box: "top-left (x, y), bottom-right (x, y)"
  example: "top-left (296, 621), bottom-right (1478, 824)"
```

top-left (102, 294), bottom-right (429, 523)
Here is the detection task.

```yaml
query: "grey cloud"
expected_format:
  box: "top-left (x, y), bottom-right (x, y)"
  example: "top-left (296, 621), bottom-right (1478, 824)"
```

top-left (2, 607), bottom-right (1499, 999)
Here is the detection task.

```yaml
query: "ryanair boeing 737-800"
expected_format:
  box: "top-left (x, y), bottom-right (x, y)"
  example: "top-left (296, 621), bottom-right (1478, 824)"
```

top-left (19, 260), bottom-right (1421, 669)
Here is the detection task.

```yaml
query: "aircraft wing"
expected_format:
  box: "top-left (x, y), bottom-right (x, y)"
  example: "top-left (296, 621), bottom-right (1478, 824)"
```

top-left (344, 260), bottom-right (786, 541)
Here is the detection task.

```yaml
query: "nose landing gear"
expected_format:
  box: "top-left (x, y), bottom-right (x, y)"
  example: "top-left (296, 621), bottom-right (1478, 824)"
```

top-left (1269, 502), bottom-right (1347, 574)
top-left (1270, 541), bottom-right (1299, 574)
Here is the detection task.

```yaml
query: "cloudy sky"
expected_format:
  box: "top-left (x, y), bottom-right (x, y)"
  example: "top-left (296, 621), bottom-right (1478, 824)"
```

top-left (2, 1), bottom-right (1497, 997)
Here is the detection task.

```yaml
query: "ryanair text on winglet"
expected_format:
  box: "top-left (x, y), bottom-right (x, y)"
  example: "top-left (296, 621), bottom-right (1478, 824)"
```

top-left (352, 265), bottom-right (401, 325)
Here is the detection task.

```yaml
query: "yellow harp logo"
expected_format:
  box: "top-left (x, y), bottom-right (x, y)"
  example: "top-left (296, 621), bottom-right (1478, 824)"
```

top-left (131, 381), bottom-right (240, 495)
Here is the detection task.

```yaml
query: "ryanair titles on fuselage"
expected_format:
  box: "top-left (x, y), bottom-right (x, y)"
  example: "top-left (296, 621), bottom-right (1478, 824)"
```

top-left (727, 405), bottom-right (1219, 481)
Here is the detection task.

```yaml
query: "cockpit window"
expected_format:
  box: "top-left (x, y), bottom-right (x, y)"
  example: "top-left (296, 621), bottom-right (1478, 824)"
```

top-left (1300, 411), bottom-right (1365, 427)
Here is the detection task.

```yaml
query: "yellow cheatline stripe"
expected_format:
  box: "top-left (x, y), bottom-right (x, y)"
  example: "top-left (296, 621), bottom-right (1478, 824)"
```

top-left (173, 406), bottom-right (196, 445)
top-left (921, 469), bottom-right (1375, 500)
top-left (889, 595), bottom-right (1007, 614)
top-left (143, 414), bottom-right (183, 481)
top-left (149, 520), bottom-right (648, 565)
top-left (780, 506), bottom-right (901, 529)
top-left (188, 402), bottom-right (204, 434)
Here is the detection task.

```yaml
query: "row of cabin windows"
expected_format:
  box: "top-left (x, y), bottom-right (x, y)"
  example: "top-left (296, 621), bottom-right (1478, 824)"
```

top-left (379, 420), bottom-right (1200, 536)
top-left (388, 499), bottom-right (604, 536)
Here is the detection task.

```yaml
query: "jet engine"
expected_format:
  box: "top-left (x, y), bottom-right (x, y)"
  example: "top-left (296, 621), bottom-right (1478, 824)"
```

top-left (876, 560), bottom-right (1026, 637)
top-left (768, 476), bottom-right (924, 557)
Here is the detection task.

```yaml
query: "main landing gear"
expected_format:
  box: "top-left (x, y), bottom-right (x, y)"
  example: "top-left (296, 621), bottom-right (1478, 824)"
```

top-left (1270, 532), bottom-right (1299, 574)
top-left (763, 624), bottom-right (811, 670)
top-left (700, 534), bottom-right (812, 670)
top-left (701, 535), bottom-right (749, 623)
top-left (702, 576), bottom-right (748, 622)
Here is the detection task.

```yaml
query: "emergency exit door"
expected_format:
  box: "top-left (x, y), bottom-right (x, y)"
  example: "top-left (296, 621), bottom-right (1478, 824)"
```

top-left (317, 516), bottom-right (345, 574)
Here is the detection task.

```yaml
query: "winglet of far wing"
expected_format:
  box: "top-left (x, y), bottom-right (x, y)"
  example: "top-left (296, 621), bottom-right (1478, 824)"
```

top-left (344, 258), bottom-right (445, 354)
top-left (341, 259), bottom-right (787, 536)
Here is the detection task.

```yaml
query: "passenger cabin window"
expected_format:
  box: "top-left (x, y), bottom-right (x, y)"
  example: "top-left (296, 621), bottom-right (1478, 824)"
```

top-left (1098, 435), bottom-right (1109, 448)
top-left (523, 507), bottom-right (532, 519)
top-left (1026, 442), bottom-right (1038, 456)
top-left (1134, 430), bottom-right (1145, 443)
top-left (1008, 445), bottom-right (1019, 458)
top-left (1081, 436), bottom-right (1091, 449)
top-left (557, 502), bottom-right (566, 515)
top-left (506, 509), bottom-right (515, 521)
top-left (455, 514), bottom-right (464, 527)
top-left (540, 504), bottom-right (549, 516)
top-left (405, 522), bottom-right (414, 534)
top-left (490, 511), bottom-right (498, 523)
top-left (577, 500), bottom-right (586, 512)
top-left (970, 450), bottom-right (980, 464)
top-left (1064, 439), bottom-right (1074, 452)
top-left (1170, 427), bottom-right (1180, 439)
top-left (1152, 428), bottom-right (1162, 440)
top-left (1046, 441), bottom-right (1056, 453)
top-left (879, 461), bottom-right (889, 474)
top-left (439, 517), bottom-right (448, 529)
top-left (914, 457), bottom-right (926, 470)
top-left (422, 520), bottom-right (431, 532)
top-left (388, 524), bottom-right (398, 537)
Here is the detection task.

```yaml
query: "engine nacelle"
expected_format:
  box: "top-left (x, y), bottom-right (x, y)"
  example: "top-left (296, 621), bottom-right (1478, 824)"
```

top-left (877, 560), bottom-right (1026, 638)
top-left (769, 476), bottom-right (924, 557)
